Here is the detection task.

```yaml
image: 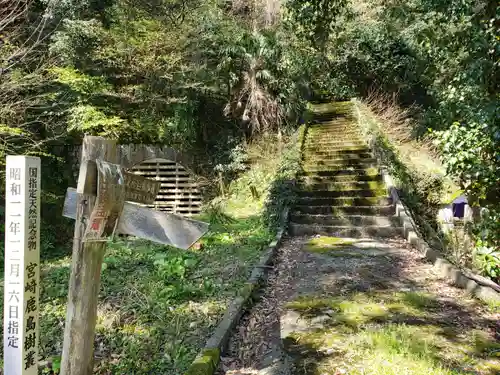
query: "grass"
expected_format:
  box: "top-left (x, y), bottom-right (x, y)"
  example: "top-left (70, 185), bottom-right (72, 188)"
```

top-left (0, 135), bottom-right (290, 374)
top-left (284, 291), bottom-right (500, 375)
top-left (29, 215), bottom-right (271, 374)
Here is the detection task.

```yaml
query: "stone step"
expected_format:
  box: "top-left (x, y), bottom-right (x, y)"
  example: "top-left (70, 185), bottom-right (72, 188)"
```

top-left (308, 129), bottom-right (360, 136)
top-left (297, 188), bottom-right (387, 198)
top-left (307, 138), bottom-right (364, 145)
top-left (304, 151), bottom-right (373, 159)
top-left (309, 120), bottom-right (358, 125)
top-left (303, 166), bottom-right (380, 175)
top-left (307, 137), bottom-right (364, 143)
top-left (309, 120), bottom-right (357, 125)
top-left (298, 180), bottom-right (386, 191)
top-left (304, 151), bottom-right (373, 158)
top-left (301, 167), bottom-right (380, 176)
top-left (297, 196), bottom-right (392, 206)
top-left (304, 146), bottom-right (371, 153)
top-left (302, 164), bottom-right (378, 173)
top-left (308, 122), bottom-right (360, 130)
top-left (306, 136), bottom-right (365, 142)
top-left (308, 128), bottom-right (361, 134)
top-left (290, 213), bottom-right (401, 226)
top-left (307, 131), bottom-right (365, 141)
top-left (302, 158), bottom-right (378, 167)
top-left (308, 126), bottom-right (360, 131)
top-left (289, 223), bottom-right (404, 238)
top-left (311, 115), bottom-right (354, 123)
top-left (300, 174), bottom-right (383, 183)
top-left (310, 120), bottom-right (353, 127)
top-left (310, 117), bottom-right (354, 123)
top-left (305, 141), bottom-right (367, 148)
top-left (293, 204), bottom-right (395, 215)
top-left (310, 118), bottom-right (354, 124)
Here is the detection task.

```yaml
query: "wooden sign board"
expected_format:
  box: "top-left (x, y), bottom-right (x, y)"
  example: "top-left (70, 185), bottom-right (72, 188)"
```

top-left (64, 188), bottom-right (208, 249)
top-left (77, 160), bottom-right (160, 205)
top-left (3, 156), bottom-right (41, 375)
top-left (124, 171), bottom-right (160, 204)
top-left (84, 160), bottom-right (126, 241)
top-left (82, 160), bottom-right (162, 242)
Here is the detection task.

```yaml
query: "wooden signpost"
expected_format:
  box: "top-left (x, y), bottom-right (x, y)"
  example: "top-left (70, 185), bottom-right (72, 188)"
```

top-left (3, 156), bottom-right (41, 375)
top-left (59, 136), bottom-right (209, 375)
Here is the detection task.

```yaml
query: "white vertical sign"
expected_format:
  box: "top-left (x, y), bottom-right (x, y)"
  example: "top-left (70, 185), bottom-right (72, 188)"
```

top-left (4, 156), bottom-right (41, 375)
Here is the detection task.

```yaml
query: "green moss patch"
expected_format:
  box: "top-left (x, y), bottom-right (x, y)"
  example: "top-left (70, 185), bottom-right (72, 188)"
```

top-left (304, 236), bottom-right (356, 253)
top-left (285, 292), bottom-right (423, 326)
top-left (184, 348), bottom-right (220, 375)
top-left (283, 291), bottom-right (500, 375)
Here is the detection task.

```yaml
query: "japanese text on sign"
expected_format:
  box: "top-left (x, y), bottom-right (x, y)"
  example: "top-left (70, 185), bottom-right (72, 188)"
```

top-left (84, 160), bottom-right (126, 241)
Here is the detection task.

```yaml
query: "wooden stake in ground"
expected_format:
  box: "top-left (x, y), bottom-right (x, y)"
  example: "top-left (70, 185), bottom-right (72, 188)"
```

top-left (60, 136), bottom-right (209, 375)
top-left (60, 137), bottom-right (118, 375)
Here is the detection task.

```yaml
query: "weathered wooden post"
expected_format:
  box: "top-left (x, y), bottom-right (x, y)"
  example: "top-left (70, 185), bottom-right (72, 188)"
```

top-left (3, 156), bottom-right (41, 375)
top-left (60, 136), bottom-right (209, 375)
top-left (60, 137), bottom-right (118, 375)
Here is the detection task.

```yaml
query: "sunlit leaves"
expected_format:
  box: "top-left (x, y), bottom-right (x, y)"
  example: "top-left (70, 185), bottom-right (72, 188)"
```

top-left (67, 105), bottom-right (126, 136)
top-left (285, 0), bottom-right (348, 49)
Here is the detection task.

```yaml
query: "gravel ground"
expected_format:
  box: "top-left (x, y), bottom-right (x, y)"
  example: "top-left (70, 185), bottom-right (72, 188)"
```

top-left (217, 235), bottom-right (499, 375)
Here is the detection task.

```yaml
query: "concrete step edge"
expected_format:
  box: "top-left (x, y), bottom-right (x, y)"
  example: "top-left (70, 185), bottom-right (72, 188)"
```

top-left (296, 189), bottom-right (388, 197)
top-left (299, 176), bottom-right (384, 183)
top-left (290, 213), bottom-right (401, 226)
top-left (293, 205), bottom-right (396, 215)
top-left (289, 224), bottom-right (404, 237)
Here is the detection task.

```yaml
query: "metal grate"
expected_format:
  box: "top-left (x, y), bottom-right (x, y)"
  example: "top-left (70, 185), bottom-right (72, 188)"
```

top-left (130, 158), bottom-right (202, 217)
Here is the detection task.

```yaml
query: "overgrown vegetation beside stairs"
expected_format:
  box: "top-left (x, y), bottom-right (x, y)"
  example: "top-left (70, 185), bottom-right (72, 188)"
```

top-left (352, 98), bottom-right (499, 285)
top-left (0, 131), bottom-right (303, 374)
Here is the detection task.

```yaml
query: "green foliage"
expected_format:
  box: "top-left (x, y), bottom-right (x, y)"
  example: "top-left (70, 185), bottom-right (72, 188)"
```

top-left (202, 198), bottom-right (237, 225)
top-left (475, 245), bottom-right (500, 283)
top-left (285, 0), bottom-right (348, 49)
top-left (355, 98), bottom-right (499, 281)
top-left (67, 105), bottom-right (126, 136)
top-left (433, 119), bottom-right (500, 274)
top-left (195, 22), bottom-right (306, 135)
top-left (472, 206), bottom-right (500, 281)
top-left (311, 1), bottom-right (499, 281)
top-left (214, 144), bottom-right (249, 175)
top-left (264, 123), bottom-right (307, 229)
top-left (0, 0), bottom-right (310, 281)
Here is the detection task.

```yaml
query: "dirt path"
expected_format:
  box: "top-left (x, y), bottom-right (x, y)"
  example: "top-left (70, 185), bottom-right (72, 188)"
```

top-left (217, 235), bottom-right (499, 375)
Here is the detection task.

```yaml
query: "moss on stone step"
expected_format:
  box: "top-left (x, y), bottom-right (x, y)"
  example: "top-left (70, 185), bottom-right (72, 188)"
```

top-left (304, 236), bottom-right (357, 253)
top-left (302, 162), bottom-right (377, 170)
top-left (302, 166), bottom-right (379, 175)
top-left (184, 348), bottom-right (220, 375)
top-left (299, 180), bottom-right (386, 191)
top-left (298, 197), bottom-right (390, 207)
top-left (304, 147), bottom-right (371, 152)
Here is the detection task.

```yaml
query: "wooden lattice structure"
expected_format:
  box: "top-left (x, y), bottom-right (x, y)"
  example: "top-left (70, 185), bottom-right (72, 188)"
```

top-left (129, 158), bottom-right (201, 216)
top-left (67, 144), bottom-right (202, 217)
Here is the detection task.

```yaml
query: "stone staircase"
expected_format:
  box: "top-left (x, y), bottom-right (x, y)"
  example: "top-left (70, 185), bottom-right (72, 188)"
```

top-left (290, 102), bottom-right (404, 238)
